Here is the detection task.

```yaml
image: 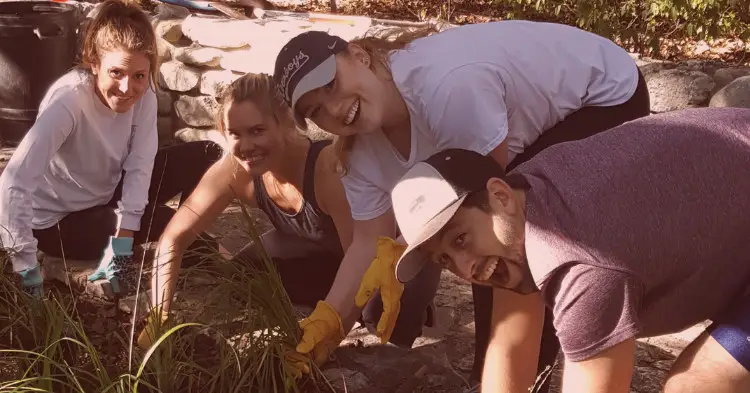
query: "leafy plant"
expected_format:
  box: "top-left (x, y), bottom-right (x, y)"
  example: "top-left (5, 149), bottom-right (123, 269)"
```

top-left (498, 0), bottom-right (749, 55)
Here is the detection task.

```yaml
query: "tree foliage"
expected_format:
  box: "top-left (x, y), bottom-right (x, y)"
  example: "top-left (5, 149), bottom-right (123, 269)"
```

top-left (500, 0), bottom-right (749, 54)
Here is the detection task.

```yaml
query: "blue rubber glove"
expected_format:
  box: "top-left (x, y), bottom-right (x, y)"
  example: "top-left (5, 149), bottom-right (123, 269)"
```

top-left (18, 264), bottom-right (43, 299)
top-left (88, 236), bottom-right (134, 295)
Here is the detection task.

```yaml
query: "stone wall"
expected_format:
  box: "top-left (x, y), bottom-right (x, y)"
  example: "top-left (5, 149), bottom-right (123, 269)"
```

top-left (78, 2), bottom-right (750, 147)
top-left (150, 4), bottom-right (386, 146)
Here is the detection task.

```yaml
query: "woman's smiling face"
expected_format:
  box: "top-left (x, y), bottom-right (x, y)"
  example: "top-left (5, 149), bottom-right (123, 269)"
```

top-left (92, 49), bottom-right (151, 113)
top-left (223, 100), bottom-right (289, 176)
top-left (294, 45), bottom-right (391, 137)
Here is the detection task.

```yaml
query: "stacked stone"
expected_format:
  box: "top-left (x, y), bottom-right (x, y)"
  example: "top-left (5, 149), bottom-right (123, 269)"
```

top-left (151, 4), bottom-right (375, 146)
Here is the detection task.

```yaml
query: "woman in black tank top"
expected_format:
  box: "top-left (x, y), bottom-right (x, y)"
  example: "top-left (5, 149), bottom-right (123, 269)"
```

top-left (139, 73), bottom-right (440, 350)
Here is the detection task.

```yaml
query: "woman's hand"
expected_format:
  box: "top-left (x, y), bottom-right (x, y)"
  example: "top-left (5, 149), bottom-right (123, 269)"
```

top-left (354, 236), bottom-right (406, 344)
top-left (88, 235), bottom-right (134, 295)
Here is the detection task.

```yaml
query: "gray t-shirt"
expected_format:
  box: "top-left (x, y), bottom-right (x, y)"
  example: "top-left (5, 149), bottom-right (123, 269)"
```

top-left (512, 107), bottom-right (750, 362)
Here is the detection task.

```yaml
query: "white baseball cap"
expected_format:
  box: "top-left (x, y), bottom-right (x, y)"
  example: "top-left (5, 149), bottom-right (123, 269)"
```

top-left (391, 149), bottom-right (508, 283)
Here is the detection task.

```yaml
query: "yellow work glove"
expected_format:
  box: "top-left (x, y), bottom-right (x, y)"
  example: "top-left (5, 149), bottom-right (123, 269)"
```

top-left (137, 307), bottom-right (171, 350)
top-left (354, 236), bottom-right (406, 344)
top-left (290, 300), bottom-right (346, 375)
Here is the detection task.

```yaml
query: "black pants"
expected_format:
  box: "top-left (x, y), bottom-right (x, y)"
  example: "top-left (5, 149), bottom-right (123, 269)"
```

top-left (33, 141), bottom-right (223, 260)
top-left (470, 70), bottom-right (651, 387)
top-left (232, 228), bottom-right (442, 349)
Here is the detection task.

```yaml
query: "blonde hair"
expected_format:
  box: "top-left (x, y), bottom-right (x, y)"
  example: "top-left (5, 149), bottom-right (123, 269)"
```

top-left (80, 0), bottom-right (159, 89)
top-left (215, 73), bottom-right (295, 134)
top-left (332, 25), bottom-right (440, 175)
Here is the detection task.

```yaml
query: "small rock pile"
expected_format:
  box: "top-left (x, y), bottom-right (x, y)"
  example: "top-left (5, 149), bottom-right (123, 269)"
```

top-left (637, 57), bottom-right (750, 113)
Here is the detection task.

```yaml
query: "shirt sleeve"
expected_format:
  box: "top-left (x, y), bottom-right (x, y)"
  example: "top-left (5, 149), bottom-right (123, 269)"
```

top-left (116, 88), bottom-right (158, 231)
top-left (424, 63), bottom-right (509, 155)
top-left (545, 263), bottom-right (644, 362)
top-left (0, 91), bottom-right (77, 272)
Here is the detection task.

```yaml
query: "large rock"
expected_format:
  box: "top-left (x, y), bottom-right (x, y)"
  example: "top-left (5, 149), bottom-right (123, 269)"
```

top-left (219, 46), bottom-right (279, 74)
top-left (181, 15), bottom-right (268, 49)
top-left (156, 37), bottom-right (174, 63)
top-left (712, 68), bottom-right (750, 93)
top-left (153, 19), bottom-right (183, 43)
top-left (155, 3), bottom-right (190, 19)
top-left (175, 45), bottom-right (223, 67)
top-left (174, 95), bottom-right (219, 127)
top-left (709, 76), bottom-right (750, 109)
top-left (159, 60), bottom-right (201, 92)
top-left (646, 69), bottom-right (715, 112)
top-left (200, 69), bottom-right (242, 96)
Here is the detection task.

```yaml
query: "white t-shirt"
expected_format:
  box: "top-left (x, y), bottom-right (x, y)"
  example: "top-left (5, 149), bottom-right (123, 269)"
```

top-left (0, 69), bottom-right (158, 271)
top-left (343, 20), bottom-right (639, 221)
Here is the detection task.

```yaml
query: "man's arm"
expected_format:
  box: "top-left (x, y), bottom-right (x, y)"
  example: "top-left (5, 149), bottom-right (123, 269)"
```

top-left (548, 264), bottom-right (644, 393)
top-left (561, 338), bottom-right (636, 393)
top-left (482, 288), bottom-right (546, 393)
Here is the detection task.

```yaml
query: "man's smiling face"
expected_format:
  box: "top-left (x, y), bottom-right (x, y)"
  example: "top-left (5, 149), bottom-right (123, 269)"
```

top-left (421, 178), bottom-right (538, 294)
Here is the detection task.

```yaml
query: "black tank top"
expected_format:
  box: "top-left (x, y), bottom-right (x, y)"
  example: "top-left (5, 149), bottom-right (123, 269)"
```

top-left (253, 139), bottom-right (343, 257)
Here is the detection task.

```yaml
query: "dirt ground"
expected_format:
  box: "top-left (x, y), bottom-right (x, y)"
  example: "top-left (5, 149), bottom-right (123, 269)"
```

top-left (207, 204), bottom-right (707, 393)
top-left (0, 141), bottom-right (710, 393)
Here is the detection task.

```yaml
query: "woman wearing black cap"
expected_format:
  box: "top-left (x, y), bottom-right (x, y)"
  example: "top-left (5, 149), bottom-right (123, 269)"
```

top-left (273, 20), bottom-right (651, 392)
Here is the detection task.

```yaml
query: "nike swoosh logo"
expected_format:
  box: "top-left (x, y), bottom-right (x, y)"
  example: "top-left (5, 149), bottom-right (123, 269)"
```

top-left (328, 42), bottom-right (336, 50)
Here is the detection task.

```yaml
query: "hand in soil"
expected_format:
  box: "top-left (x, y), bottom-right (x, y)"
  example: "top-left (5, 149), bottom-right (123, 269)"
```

top-left (19, 264), bottom-right (44, 299)
top-left (88, 236), bottom-right (135, 295)
top-left (296, 300), bottom-right (345, 366)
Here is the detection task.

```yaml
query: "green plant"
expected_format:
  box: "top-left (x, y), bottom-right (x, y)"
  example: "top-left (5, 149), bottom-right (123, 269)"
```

top-left (0, 199), bottom-right (334, 393)
top-left (499, 0), bottom-right (749, 55)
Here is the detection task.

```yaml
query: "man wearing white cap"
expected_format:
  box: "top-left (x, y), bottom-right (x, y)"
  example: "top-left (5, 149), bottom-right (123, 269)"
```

top-left (390, 107), bottom-right (750, 393)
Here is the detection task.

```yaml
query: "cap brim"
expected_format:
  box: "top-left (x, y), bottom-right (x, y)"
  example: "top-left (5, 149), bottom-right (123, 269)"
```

top-left (290, 54), bottom-right (337, 126)
top-left (395, 194), bottom-right (468, 283)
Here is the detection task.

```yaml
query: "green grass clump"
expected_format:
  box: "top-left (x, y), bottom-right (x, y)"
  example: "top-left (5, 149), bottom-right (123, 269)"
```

top-left (0, 200), bottom-right (332, 393)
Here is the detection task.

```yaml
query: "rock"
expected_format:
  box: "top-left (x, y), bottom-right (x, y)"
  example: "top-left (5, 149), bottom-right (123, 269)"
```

top-left (219, 45), bottom-right (279, 74)
top-left (646, 69), bottom-right (715, 112)
top-left (200, 69), bottom-right (242, 96)
top-left (677, 60), bottom-right (722, 76)
top-left (709, 76), bottom-right (750, 109)
top-left (638, 61), bottom-right (677, 79)
top-left (156, 89), bottom-right (174, 115)
top-left (155, 3), bottom-right (191, 19)
top-left (157, 116), bottom-right (174, 145)
top-left (181, 15), bottom-right (268, 49)
top-left (712, 68), bottom-right (750, 93)
top-left (154, 19), bottom-right (183, 43)
top-left (174, 45), bottom-right (223, 67)
top-left (321, 368), bottom-right (369, 392)
top-left (156, 37), bottom-right (174, 63)
top-left (41, 255), bottom-right (97, 292)
top-left (119, 290), bottom-right (152, 322)
top-left (174, 95), bottom-right (219, 127)
top-left (159, 60), bottom-right (201, 92)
